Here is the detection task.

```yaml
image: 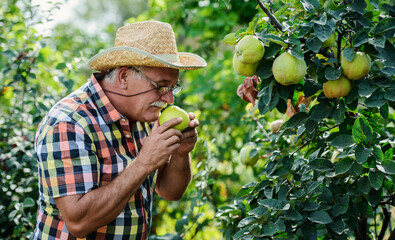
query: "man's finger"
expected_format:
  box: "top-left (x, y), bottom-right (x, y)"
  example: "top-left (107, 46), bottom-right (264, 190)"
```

top-left (189, 119), bottom-right (199, 128)
top-left (152, 120), bottom-right (160, 131)
top-left (188, 112), bottom-right (195, 120)
top-left (158, 117), bottom-right (183, 132)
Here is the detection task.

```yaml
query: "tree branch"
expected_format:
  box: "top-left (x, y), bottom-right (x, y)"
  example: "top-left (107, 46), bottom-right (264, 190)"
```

top-left (355, 216), bottom-right (370, 240)
top-left (255, 0), bottom-right (283, 32)
top-left (378, 206), bottom-right (390, 240)
top-left (390, 229), bottom-right (395, 240)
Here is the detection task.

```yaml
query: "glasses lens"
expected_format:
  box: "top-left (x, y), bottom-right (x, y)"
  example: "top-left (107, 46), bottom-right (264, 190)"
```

top-left (158, 87), bottom-right (171, 95)
top-left (172, 85), bottom-right (182, 95)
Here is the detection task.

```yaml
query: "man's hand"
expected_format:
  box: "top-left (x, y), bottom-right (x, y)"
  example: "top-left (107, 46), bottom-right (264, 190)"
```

top-left (176, 112), bottom-right (199, 156)
top-left (155, 113), bottom-right (198, 200)
top-left (136, 117), bottom-right (183, 171)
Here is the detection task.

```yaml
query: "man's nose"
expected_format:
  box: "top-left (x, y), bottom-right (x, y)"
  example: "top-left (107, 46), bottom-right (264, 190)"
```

top-left (160, 91), bottom-right (174, 104)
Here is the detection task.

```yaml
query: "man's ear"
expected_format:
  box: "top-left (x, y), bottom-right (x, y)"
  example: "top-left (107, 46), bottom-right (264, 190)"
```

top-left (117, 67), bottom-right (129, 89)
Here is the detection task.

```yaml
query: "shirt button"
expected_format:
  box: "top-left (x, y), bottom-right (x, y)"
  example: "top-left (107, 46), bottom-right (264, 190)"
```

top-left (125, 134), bottom-right (131, 138)
top-left (121, 118), bottom-right (126, 122)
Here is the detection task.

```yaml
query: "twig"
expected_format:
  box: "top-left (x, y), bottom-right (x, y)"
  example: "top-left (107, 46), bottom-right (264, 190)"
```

top-left (255, 0), bottom-right (284, 32)
top-left (253, 117), bottom-right (271, 140)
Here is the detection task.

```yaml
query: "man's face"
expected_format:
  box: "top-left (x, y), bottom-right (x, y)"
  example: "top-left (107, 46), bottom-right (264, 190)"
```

top-left (121, 67), bottom-right (180, 122)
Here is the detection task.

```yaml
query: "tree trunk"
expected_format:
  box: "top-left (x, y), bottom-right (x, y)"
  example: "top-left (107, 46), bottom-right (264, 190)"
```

top-left (355, 217), bottom-right (370, 240)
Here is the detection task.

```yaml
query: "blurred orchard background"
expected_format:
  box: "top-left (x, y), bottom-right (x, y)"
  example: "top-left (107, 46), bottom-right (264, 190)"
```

top-left (1, 0), bottom-right (394, 239)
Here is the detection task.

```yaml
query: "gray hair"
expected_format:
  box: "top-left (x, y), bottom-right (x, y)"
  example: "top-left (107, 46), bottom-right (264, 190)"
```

top-left (104, 66), bottom-right (145, 83)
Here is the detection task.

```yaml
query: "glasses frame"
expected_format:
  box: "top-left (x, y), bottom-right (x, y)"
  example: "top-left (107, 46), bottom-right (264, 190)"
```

top-left (128, 66), bottom-right (182, 95)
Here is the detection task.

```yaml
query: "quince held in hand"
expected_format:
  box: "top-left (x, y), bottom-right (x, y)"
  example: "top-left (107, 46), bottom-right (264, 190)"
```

top-left (159, 105), bottom-right (190, 131)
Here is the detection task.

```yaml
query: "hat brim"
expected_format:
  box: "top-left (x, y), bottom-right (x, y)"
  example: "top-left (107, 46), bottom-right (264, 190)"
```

top-left (88, 46), bottom-right (207, 72)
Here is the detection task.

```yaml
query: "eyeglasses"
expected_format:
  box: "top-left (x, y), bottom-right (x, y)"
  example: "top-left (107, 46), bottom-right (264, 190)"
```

top-left (128, 66), bottom-right (182, 95)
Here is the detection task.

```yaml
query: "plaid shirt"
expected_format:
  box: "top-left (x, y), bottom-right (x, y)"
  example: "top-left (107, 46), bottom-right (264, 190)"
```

top-left (33, 74), bottom-right (156, 240)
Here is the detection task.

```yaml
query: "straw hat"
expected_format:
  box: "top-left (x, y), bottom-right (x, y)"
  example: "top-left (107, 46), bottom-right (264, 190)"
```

top-left (88, 20), bottom-right (207, 72)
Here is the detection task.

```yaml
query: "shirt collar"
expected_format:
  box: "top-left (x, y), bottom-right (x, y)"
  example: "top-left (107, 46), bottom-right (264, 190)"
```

top-left (89, 73), bottom-right (123, 124)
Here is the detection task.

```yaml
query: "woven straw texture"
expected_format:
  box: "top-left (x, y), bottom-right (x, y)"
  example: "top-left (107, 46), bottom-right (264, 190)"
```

top-left (88, 21), bottom-right (206, 71)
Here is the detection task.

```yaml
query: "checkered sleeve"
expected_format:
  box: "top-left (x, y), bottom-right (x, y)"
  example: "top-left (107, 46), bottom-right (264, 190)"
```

top-left (36, 121), bottom-right (100, 198)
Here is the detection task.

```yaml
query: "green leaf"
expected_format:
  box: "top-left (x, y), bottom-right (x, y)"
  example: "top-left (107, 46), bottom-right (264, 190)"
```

top-left (8, 209), bottom-right (18, 221)
top-left (306, 37), bottom-right (322, 53)
top-left (331, 99), bottom-right (346, 123)
top-left (369, 170), bottom-right (384, 190)
top-left (237, 217), bottom-right (257, 228)
top-left (258, 33), bottom-right (288, 48)
top-left (304, 201), bottom-right (319, 211)
top-left (352, 115), bottom-right (373, 144)
top-left (384, 89), bottom-right (395, 101)
top-left (304, 79), bottom-right (322, 97)
top-left (355, 144), bottom-right (373, 164)
top-left (262, 223), bottom-right (279, 236)
top-left (249, 206), bottom-right (269, 218)
top-left (308, 158), bottom-right (333, 171)
top-left (314, 23), bottom-right (334, 42)
top-left (284, 209), bottom-right (303, 221)
top-left (365, 89), bottom-right (386, 107)
top-left (353, 30), bottom-right (369, 47)
top-left (285, 112), bottom-right (309, 128)
top-left (349, 0), bottom-right (367, 14)
top-left (256, 59), bottom-right (274, 79)
top-left (175, 215), bottom-right (189, 232)
top-left (307, 181), bottom-right (322, 195)
top-left (335, 157), bottom-right (354, 175)
top-left (384, 147), bottom-right (394, 161)
top-left (368, 188), bottom-right (382, 207)
top-left (380, 103), bottom-right (389, 119)
top-left (373, 146), bottom-right (384, 161)
top-left (310, 101), bottom-right (333, 121)
top-left (282, 155), bottom-right (294, 171)
top-left (325, 67), bottom-right (342, 80)
top-left (357, 200), bottom-right (374, 218)
top-left (332, 202), bottom-right (348, 216)
top-left (258, 199), bottom-right (287, 210)
top-left (258, 83), bottom-right (274, 115)
top-left (371, 18), bottom-right (395, 35)
top-left (302, 223), bottom-right (317, 240)
top-left (329, 218), bottom-right (346, 235)
top-left (290, 45), bottom-right (304, 59)
top-left (330, 135), bottom-right (355, 149)
top-left (312, 12), bottom-right (328, 25)
top-left (342, 48), bottom-right (355, 62)
top-left (369, 35), bottom-right (386, 48)
top-left (233, 228), bottom-right (250, 239)
top-left (377, 160), bottom-right (395, 175)
top-left (299, 24), bottom-right (313, 38)
top-left (22, 197), bottom-right (35, 208)
top-left (375, 40), bottom-right (395, 67)
top-left (308, 210), bottom-right (333, 224)
top-left (236, 187), bottom-right (253, 199)
top-left (56, 62), bottom-right (67, 69)
top-left (357, 176), bottom-right (371, 194)
top-left (263, 43), bottom-right (283, 59)
top-left (221, 32), bottom-right (237, 45)
top-left (358, 80), bottom-right (377, 97)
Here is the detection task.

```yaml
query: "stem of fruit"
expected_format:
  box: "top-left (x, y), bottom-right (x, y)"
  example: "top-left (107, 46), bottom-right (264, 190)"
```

top-left (255, 0), bottom-right (283, 32)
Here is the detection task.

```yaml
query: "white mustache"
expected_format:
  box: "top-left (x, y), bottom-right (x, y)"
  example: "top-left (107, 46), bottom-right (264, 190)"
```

top-left (150, 101), bottom-right (167, 108)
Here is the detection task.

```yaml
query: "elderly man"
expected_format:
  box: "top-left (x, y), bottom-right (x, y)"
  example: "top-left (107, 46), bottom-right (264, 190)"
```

top-left (33, 20), bottom-right (206, 239)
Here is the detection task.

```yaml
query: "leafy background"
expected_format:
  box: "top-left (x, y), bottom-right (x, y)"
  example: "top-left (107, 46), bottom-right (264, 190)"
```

top-left (0, 0), bottom-right (394, 239)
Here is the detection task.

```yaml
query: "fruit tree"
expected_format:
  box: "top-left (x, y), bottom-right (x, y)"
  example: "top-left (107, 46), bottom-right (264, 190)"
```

top-left (217, 0), bottom-right (395, 239)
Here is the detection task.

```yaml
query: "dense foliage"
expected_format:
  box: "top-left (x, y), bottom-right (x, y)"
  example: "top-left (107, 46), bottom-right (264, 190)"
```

top-left (216, 0), bottom-right (395, 239)
top-left (0, 0), bottom-right (394, 239)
